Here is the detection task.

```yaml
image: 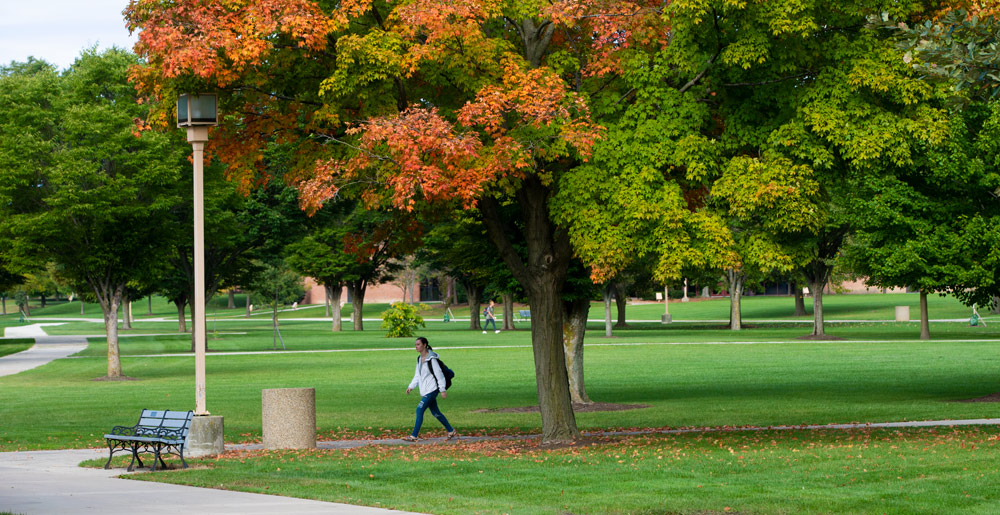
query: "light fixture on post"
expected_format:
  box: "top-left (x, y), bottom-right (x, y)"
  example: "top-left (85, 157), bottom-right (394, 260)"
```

top-left (177, 93), bottom-right (224, 457)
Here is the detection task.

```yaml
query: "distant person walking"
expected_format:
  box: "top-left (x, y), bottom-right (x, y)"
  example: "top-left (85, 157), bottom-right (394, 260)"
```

top-left (403, 337), bottom-right (457, 442)
top-left (483, 300), bottom-right (499, 334)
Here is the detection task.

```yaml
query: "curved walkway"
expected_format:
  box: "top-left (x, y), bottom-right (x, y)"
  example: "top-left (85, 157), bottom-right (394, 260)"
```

top-left (1, 324), bottom-right (87, 378)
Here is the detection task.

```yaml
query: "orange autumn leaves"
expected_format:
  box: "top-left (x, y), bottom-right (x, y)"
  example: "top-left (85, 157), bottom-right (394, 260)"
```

top-left (126, 0), bottom-right (331, 89)
top-left (302, 59), bottom-right (601, 214)
top-left (125, 0), bottom-right (654, 212)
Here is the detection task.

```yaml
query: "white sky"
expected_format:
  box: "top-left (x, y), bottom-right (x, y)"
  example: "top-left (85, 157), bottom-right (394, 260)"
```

top-left (0, 1), bottom-right (137, 70)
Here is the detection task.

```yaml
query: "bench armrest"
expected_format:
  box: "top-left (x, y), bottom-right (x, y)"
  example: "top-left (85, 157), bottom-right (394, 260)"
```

top-left (156, 427), bottom-right (187, 440)
top-left (107, 425), bottom-right (139, 437)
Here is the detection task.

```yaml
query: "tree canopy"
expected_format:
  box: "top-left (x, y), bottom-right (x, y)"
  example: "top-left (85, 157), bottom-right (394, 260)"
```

top-left (0, 48), bottom-right (183, 377)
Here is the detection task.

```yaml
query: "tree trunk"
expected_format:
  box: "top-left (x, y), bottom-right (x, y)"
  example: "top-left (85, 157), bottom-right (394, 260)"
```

top-left (528, 276), bottom-right (580, 442)
top-left (122, 295), bottom-right (132, 330)
top-left (444, 277), bottom-right (455, 312)
top-left (40, 294), bottom-right (46, 309)
top-left (466, 281), bottom-right (482, 330)
top-left (810, 282), bottom-right (825, 336)
top-left (919, 289), bottom-right (931, 340)
top-left (807, 259), bottom-right (834, 337)
top-left (502, 292), bottom-right (515, 330)
top-left (93, 283), bottom-right (124, 378)
top-left (329, 283), bottom-right (343, 332)
top-left (81, 300), bottom-right (85, 315)
top-left (176, 301), bottom-right (187, 333)
top-left (349, 280), bottom-right (367, 331)
top-left (1, 296), bottom-right (5, 316)
top-left (273, 296), bottom-right (279, 350)
top-left (793, 282), bottom-right (807, 316)
top-left (23, 300), bottom-right (30, 316)
top-left (228, 289), bottom-right (236, 309)
top-left (246, 293), bottom-right (251, 318)
top-left (613, 282), bottom-right (628, 328)
top-left (479, 176), bottom-right (579, 444)
top-left (147, 295), bottom-right (153, 316)
top-left (563, 297), bottom-right (592, 404)
top-left (991, 296), bottom-right (1000, 315)
top-left (603, 284), bottom-right (613, 337)
top-left (726, 269), bottom-right (745, 331)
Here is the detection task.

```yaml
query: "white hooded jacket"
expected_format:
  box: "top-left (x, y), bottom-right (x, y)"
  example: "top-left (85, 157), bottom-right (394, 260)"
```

top-left (408, 350), bottom-right (447, 396)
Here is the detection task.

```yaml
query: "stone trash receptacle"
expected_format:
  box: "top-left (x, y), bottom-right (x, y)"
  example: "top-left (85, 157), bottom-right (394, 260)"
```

top-left (895, 306), bottom-right (910, 322)
top-left (262, 387), bottom-right (316, 449)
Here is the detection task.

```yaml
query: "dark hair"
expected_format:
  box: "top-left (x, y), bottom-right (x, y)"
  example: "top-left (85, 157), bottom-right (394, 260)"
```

top-left (415, 336), bottom-right (431, 349)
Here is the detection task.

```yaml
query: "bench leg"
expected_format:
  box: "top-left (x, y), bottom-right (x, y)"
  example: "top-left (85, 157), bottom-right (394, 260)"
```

top-left (129, 443), bottom-right (147, 472)
top-left (103, 441), bottom-right (115, 470)
top-left (155, 444), bottom-right (168, 470)
top-left (178, 445), bottom-right (189, 469)
top-left (126, 448), bottom-right (138, 472)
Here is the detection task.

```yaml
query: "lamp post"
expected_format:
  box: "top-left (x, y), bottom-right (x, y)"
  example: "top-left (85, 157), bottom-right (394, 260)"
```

top-left (177, 93), bottom-right (217, 416)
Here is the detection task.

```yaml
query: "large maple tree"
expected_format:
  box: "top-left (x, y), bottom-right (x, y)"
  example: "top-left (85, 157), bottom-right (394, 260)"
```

top-left (125, 0), bottom-right (667, 442)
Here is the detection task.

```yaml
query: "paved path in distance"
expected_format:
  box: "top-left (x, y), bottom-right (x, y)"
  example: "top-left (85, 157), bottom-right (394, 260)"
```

top-left (0, 324), bottom-right (87, 378)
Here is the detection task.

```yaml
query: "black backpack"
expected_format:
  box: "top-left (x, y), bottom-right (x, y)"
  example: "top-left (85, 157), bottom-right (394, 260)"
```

top-left (422, 356), bottom-right (455, 390)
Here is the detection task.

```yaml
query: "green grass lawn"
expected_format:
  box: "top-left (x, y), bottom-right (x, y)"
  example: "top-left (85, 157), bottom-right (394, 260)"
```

top-left (4, 291), bottom-right (987, 325)
top-left (121, 426), bottom-right (1000, 514)
top-left (4, 292), bottom-right (1000, 513)
top-left (0, 339), bottom-right (32, 358)
top-left (3, 327), bottom-right (1000, 452)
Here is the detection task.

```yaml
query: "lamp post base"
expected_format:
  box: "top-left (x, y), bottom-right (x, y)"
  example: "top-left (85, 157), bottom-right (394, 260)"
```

top-left (661, 314), bottom-right (673, 324)
top-left (186, 415), bottom-right (225, 458)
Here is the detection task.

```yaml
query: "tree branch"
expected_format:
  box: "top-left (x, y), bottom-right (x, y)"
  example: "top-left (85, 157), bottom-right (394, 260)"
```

top-left (723, 72), bottom-right (814, 88)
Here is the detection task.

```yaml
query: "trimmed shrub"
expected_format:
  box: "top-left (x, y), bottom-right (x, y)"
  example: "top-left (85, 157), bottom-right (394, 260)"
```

top-left (380, 302), bottom-right (426, 337)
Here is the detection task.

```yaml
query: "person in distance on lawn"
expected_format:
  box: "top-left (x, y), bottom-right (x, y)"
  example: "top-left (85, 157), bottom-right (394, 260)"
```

top-left (403, 336), bottom-right (457, 442)
top-left (483, 300), bottom-right (499, 334)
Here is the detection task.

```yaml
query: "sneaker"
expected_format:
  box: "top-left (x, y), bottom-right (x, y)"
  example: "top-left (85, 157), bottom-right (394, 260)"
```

top-left (495, 330), bottom-right (500, 334)
top-left (446, 431), bottom-right (459, 441)
top-left (401, 435), bottom-right (419, 442)
top-left (482, 330), bottom-right (487, 334)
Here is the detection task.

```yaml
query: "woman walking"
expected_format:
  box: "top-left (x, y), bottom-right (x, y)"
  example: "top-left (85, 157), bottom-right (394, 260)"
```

top-left (403, 336), bottom-right (457, 441)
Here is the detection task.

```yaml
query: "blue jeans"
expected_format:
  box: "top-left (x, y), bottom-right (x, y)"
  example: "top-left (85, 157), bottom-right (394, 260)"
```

top-left (484, 317), bottom-right (497, 330)
top-left (412, 391), bottom-right (453, 437)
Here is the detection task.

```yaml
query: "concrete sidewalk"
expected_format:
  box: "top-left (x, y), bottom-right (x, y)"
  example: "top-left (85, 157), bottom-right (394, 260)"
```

top-left (0, 448), bottom-right (421, 515)
top-left (0, 324), bottom-right (87, 378)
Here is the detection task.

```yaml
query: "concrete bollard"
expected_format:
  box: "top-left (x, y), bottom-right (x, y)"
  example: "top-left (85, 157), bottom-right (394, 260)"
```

top-left (895, 306), bottom-right (910, 322)
top-left (262, 388), bottom-right (316, 449)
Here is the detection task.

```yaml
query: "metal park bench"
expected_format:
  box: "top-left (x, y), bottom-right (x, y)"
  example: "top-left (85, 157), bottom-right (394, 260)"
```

top-left (518, 310), bottom-right (531, 320)
top-left (104, 409), bottom-right (193, 471)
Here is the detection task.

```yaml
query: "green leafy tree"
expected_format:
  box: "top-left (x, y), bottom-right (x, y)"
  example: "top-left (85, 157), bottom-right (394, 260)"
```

top-left (874, 7), bottom-right (1000, 101)
top-left (872, 6), bottom-right (1000, 314)
top-left (339, 208), bottom-right (415, 332)
top-left (285, 200), bottom-right (361, 332)
top-left (0, 49), bottom-right (182, 378)
top-left (159, 177), bottom-right (307, 344)
top-left (248, 260), bottom-right (305, 350)
top-left (844, 102), bottom-right (1000, 338)
top-left (0, 260), bottom-right (23, 316)
top-left (416, 212), bottom-right (503, 331)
